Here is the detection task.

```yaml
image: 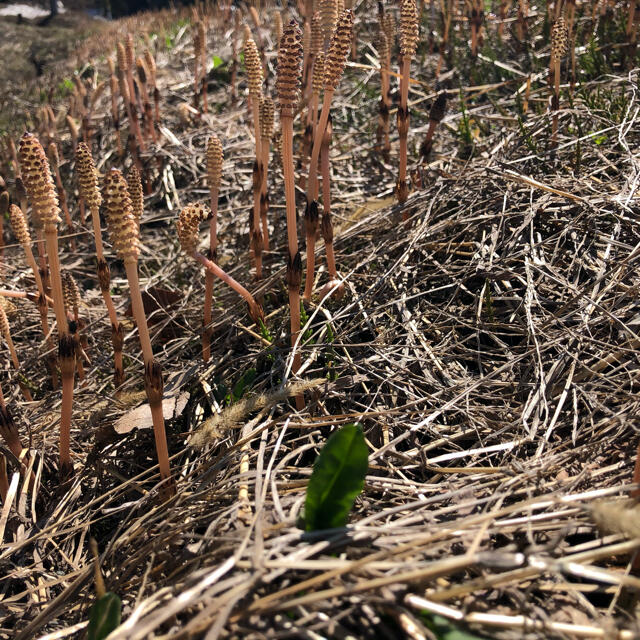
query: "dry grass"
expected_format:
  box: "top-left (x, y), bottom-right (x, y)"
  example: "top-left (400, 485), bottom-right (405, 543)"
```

top-left (0, 2), bottom-right (640, 639)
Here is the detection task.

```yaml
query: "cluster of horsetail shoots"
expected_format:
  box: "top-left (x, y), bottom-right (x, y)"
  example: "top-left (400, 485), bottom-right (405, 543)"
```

top-left (76, 142), bottom-right (125, 387)
top-left (117, 41), bottom-right (145, 159)
top-left (19, 133), bottom-right (74, 476)
top-left (176, 204), bottom-right (263, 325)
top-left (108, 58), bottom-right (124, 156)
top-left (144, 48), bottom-right (160, 126)
top-left (136, 57), bottom-right (157, 143)
top-left (203, 136), bottom-right (223, 362)
top-left (397, 0), bottom-right (418, 214)
top-left (304, 9), bottom-right (353, 301)
top-left (102, 168), bottom-right (173, 494)
top-left (244, 36), bottom-right (265, 280)
top-left (277, 19), bottom-right (305, 409)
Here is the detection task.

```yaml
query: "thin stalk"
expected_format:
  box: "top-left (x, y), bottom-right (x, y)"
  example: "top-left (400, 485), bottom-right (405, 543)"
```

top-left (203, 185), bottom-right (218, 362)
top-left (251, 97), bottom-right (263, 280)
top-left (44, 228), bottom-right (68, 334)
top-left (123, 259), bottom-right (172, 488)
top-left (90, 207), bottom-right (125, 386)
top-left (319, 117), bottom-right (342, 298)
top-left (110, 75), bottom-right (124, 156)
top-left (45, 225), bottom-right (74, 475)
top-left (380, 65), bottom-right (391, 159)
top-left (0, 289), bottom-right (53, 305)
top-left (58, 335), bottom-right (75, 474)
top-left (307, 89), bottom-right (334, 203)
top-left (551, 56), bottom-right (560, 149)
top-left (397, 56), bottom-right (411, 213)
top-left (260, 135), bottom-right (270, 251)
top-left (11, 209), bottom-right (57, 387)
top-left (35, 228), bottom-right (50, 294)
top-left (194, 252), bottom-right (262, 324)
top-left (124, 260), bottom-right (153, 363)
top-left (120, 76), bottom-right (145, 154)
top-left (282, 117), bottom-right (303, 409)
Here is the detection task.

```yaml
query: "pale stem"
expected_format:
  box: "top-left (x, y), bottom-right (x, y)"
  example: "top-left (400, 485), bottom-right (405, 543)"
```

top-left (283, 113), bottom-right (303, 399)
top-left (35, 229), bottom-right (48, 288)
top-left (326, 241), bottom-right (338, 280)
top-left (260, 138), bottom-right (270, 251)
top-left (90, 206), bottom-right (105, 259)
top-left (44, 227), bottom-right (68, 335)
top-left (90, 206), bottom-right (120, 328)
top-left (307, 90), bottom-right (334, 203)
top-left (123, 259), bottom-right (171, 483)
top-left (194, 251), bottom-right (260, 314)
top-left (303, 237), bottom-right (316, 301)
top-left (149, 399), bottom-right (171, 482)
top-left (123, 259), bottom-right (154, 363)
top-left (203, 186), bottom-right (219, 362)
top-left (59, 362), bottom-right (74, 470)
top-left (251, 96), bottom-right (263, 278)
top-left (310, 92), bottom-right (319, 137)
top-left (282, 116), bottom-right (298, 258)
top-left (209, 186), bottom-right (219, 253)
top-left (399, 56), bottom-right (412, 185)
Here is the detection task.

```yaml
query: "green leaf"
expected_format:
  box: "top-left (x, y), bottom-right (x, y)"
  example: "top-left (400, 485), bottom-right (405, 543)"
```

top-left (87, 592), bottom-right (121, 640)
top-left (304, 423), bottom-right (368, 531)
top-left (232, 368), bottom-right (256, 403)
top-left (212, 55), bottom-right (224, 69)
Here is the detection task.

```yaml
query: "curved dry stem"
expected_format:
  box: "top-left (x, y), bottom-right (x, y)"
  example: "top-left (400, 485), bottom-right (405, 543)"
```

top-left (193, 252), bottom-right (262, 324)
